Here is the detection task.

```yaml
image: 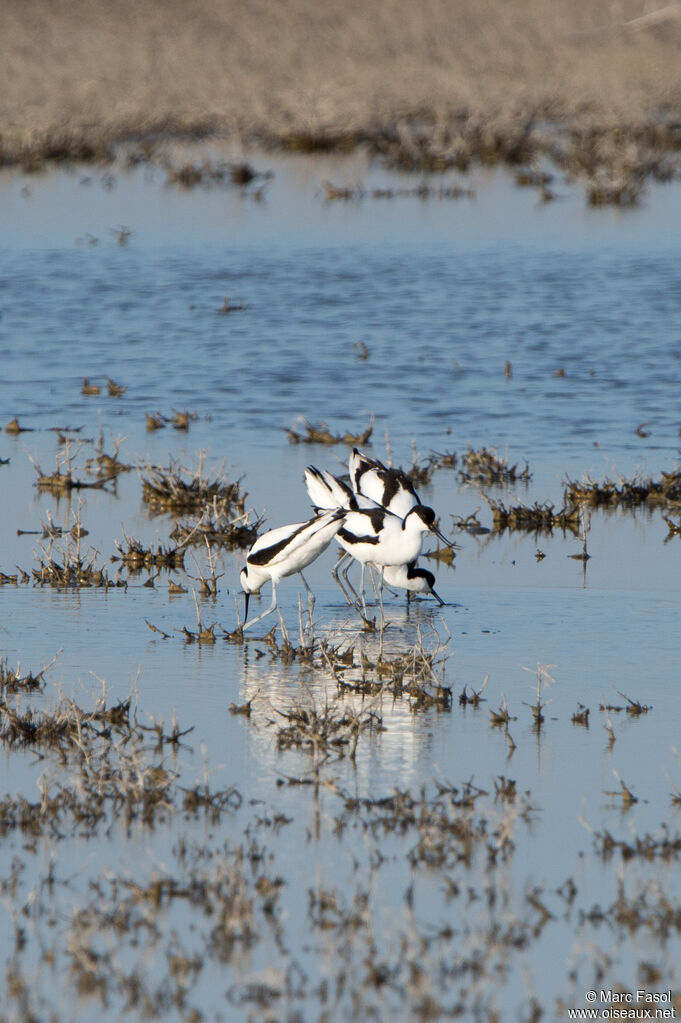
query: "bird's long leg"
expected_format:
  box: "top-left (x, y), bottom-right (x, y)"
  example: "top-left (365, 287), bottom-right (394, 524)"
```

top-left (378, 566), bottom-right (385, 632)
top-left (242, 580), bottom-right (278, 631)
top-left (333, 553), bottom-right (356, 606)
top-left (380, 570), bottom-right (399, 599)
top-left (298, 570), bottom-right (315, 624)
top-left (340, 558), bottom-right (362, 608)
top-left (369, 566), bottom-right (397, 602)
top-left (359, 562), bottom-right (367, 615)
top-left (369, 566), bottom-right (379, 602)
top-left (335, 565), bottom-right (357, 606)
top-left (332, 552), bottom-right (349, 580)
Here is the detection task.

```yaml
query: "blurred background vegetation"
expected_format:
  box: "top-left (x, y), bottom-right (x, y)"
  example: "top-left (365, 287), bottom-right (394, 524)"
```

top-left (3, 0), bottom-right (681, 185)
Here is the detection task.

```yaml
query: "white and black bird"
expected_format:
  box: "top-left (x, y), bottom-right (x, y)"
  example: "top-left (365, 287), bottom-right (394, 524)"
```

top-left (304, 459), bottom-right (451, 611)
top-left (383, 560), bottom-right (445, 606)
top-left (240, 508), bottom-right (345, 631)
top-left (349, 447), bottom-right (421, 518)
top-left (304, 464), bottom-right (364, 514)
top-left (304, 464), bottom-right (376, 606)
top-left (306, 453), bottom-right (421, 519)
top-left (349, 448), bottom-right (454, 549)
top-left (334, 503), bottom-right (442, 618)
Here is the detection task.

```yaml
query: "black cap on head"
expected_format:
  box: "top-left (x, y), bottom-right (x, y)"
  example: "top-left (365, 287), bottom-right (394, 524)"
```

top-left (413, 505), bottom-right (436, 528)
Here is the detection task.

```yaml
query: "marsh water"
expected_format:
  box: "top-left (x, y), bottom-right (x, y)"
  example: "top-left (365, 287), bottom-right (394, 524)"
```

top-left (1, 149), bottom-right (681, 1021)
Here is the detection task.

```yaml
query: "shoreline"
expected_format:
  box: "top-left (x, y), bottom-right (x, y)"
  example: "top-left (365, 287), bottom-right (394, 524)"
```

top-left (3, 0), bottom-right (681, 202)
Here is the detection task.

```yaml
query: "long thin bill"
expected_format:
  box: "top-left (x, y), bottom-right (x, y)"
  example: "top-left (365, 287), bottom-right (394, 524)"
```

top-left (243, 592), bottom-right (250, 624)
top-left (432, 524), bottom-right (460, 550)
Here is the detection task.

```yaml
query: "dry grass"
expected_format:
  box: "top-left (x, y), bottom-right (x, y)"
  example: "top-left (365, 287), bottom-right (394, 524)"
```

top-left (140, 457), bottom-right (246, 516)
top-left (2, 0), bottom-right (681, 189)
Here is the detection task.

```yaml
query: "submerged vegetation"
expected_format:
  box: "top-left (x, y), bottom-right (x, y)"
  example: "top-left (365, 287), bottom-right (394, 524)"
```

top-left (0, 622), bottom-right (676, 1021)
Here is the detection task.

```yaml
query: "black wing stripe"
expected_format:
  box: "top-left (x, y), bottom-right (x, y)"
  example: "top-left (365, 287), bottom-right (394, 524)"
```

top-left (247, 521), bottom-right (310, 566)
top-left (338, 527), bottom-right (380, 546)
top-left (248, 510), bottom-right (343, 566)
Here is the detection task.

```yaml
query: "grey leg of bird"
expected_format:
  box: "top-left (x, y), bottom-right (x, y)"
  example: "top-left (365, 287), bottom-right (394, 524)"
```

top-left (335, 568), bottom-right (356, 606)
top-left (359, 563), bottom-right (367, 615)
top-left (369, 566), bottom-right (397, 600)
top-left (242, 580), bottom-right (278, 631)
top-left (299, 571), bottom-right (315, 621)
top-left (333, 569), bottom-right (351, 604)
top-left (369, 566), bottom-right (379, 601)
top-left (340, 558), bottom-right (362, 607)
top-left (378, 566), bottom-right (385, 631)
top-left (332, 552), bottom-right (349, 579)
top-left (333, 554), bottom-right (353, 605)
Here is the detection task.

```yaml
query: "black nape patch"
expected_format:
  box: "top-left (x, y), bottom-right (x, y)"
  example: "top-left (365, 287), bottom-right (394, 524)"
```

top-left (405, 562), bottom-right (435, 587)
top-left (413, 505), bottom-right (436, 527)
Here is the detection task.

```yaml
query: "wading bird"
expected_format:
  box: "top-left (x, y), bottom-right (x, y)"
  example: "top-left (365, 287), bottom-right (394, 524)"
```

top-left (240, 508), bottom-right (345, 631)
top-left (334, 503), bottom-right (443, 622)
top-left (348, 447), bottom-right (421, 518)
top-left (304, 456), bottom-right (451, 611)
top-left (382, 560), bottom-right (445, 606)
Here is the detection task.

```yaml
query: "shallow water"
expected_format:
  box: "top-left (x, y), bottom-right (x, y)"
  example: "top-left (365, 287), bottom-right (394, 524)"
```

top-left (0, 150), bottom-right (680, 1021)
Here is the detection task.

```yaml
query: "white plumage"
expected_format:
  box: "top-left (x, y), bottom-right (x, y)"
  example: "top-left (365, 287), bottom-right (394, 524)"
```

top-left (304, 452), bottom-right (450, 613)
top-left (338, 504), bottom-right (436, 568)
top-left (240, 508), bottom-right (345, 630)
top-left (348, 447), bottom-right (420, 519)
